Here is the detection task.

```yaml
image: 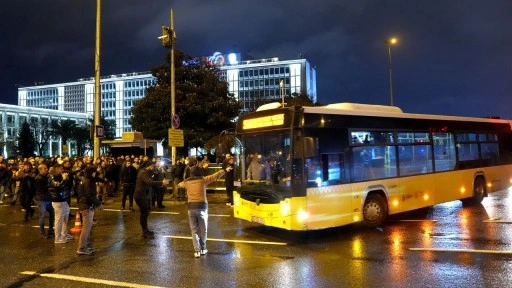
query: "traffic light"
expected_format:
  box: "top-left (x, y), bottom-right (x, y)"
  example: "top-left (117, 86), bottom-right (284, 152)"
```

top-left (160, 26), bottom-right (174, 47)
top-left (159, 25), bottom-right (176, 48)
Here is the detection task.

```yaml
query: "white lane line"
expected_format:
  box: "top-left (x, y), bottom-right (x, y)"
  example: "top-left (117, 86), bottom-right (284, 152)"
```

top-left (209, 214), bottom-right (231, 217)
top-left (409, 248), bottom-right (512, 255)
top-left (101, 209), bottom-right (180, 215)
top-left (164, 235), bottom-right (287, 245)
top-left (149, 211), bottom-right (180, 215)
top-left (20, 271), bottom-right (167, 288)
top-left (484, 219), bottom-right (512, 223)
top-left (398, 220), bottom-right (438, 222)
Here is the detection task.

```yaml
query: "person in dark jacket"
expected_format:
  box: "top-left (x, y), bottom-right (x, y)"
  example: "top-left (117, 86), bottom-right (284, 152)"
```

top-left (172, 158), bottom-right (185, 200)
top-left (34, 164), bottom-right (55, 239)
top-left (50, 163), bottom-right (73, 244)
top-left (134, 162), bottom-right (169, 238)
top-left (152, 162), bottom-right (166, 209)
top-left (15, 162), bottom-right (37, 222)
top-left (0, 161), bottom-right (8, 204)
top-left (105, 159), bottom-right (117, 197)
top-left (120, 160), bottom-right (137, 210)
top-left (223, 156), bottom-right (235, 207)
top-left (76, 166), bottom-right (103, 255)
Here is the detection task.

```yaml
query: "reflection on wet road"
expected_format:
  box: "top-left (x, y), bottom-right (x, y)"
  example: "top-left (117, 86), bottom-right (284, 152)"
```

top-left (1, 188), bottom-right (511, 287)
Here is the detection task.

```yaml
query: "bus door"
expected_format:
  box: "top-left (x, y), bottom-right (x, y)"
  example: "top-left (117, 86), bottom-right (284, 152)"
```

top-left (397, 141), bottom-right (436, 211)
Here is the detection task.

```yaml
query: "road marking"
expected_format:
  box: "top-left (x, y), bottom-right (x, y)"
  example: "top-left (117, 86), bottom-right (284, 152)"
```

top-left (164, 235), bottom-right (287, 245)
top-left (484, 219), bottom-right (512, 223)
top-left (101, 209), bottom-right (180, 215)
top-left (20, 271), bottom-right (166, 288)
top-left (398, 220), bottom-right (438, 222)
top-left (149, 211), bottom-right (180, 215)
top-left (209, 214), bottom-right (231, 217)
top-left (409, 248), bottom-right (512, 254)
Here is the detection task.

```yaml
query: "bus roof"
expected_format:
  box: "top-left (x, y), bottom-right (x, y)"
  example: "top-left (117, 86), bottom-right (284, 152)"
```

top-left (302, 102), bottom-right (511, 126)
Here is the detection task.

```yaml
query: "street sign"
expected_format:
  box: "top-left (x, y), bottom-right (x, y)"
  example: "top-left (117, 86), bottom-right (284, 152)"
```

top-left (172, 114), bottom-right (180, 129)
top-left (168, 128), bottom-right (184, 147)
top-left (96, 125), bottom-right (105, 138)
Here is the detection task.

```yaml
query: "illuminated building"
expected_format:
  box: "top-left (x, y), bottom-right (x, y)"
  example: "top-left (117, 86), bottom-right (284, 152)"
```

top-left (18, 72), bottom-right (156, 138)
top-left (17, 52), bottom-right (317, 137)
top-left (0, 103), bottom-right (89, 157)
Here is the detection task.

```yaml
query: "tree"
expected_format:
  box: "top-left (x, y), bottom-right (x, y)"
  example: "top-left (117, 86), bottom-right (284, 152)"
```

top-left (72, 125), bottom-right (92, 156)
top-left (17, 121), bottom-right (36, 158)
top-left (284, 92), bottom-right (318, 107)
top-left (205, 132), bottom-right (236, 154)
top-left (31, 118), bottom-right (53, 157)
top-left (51, 119), bottom-right (77, 154)
top-left (0, 123), bottom-right (5, 156)
top-left (131, 50), bottom-right (241, 154)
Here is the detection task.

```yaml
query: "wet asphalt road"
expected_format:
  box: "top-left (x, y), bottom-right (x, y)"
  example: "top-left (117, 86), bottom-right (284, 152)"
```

top-left (1, 188), bottom-right (512, 288)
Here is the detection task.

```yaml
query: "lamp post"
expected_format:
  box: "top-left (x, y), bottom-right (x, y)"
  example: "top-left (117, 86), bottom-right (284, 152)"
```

top-left (93, 0), bottom-right (102, 159)
top-left (384, 37), bottom-right (398, 106)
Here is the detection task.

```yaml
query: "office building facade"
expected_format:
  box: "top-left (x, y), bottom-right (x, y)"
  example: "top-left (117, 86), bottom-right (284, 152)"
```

top-left (18, 72), bottom-right (155, 138)
top-left (0, 103), bottom-right (89, 157)
top-left (218, 55), bottom-right (317, 113)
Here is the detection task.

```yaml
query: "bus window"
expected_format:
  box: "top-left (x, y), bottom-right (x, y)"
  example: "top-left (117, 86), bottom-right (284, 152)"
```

top-left (457, 133), bottom-right (478, 142)
top-left (398, 144), bottom-right (433, 175)
top-left (351, 146), bottom-right (396, 181)
top-left (351, 131), bottom-right (394, 145)
top-left (433, 132), bottom-right (456, 171)
top-left (457, 143), bottom-right (479, 161)
top-left (320, 154), bottom-right (344, 183)
top-left (481, 143), bottom-right (499, 164)
top-left (305, 157), bottom-right (321, 186)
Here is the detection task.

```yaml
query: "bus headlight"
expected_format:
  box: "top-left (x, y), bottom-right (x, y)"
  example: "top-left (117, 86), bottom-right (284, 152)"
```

top-left (298, 210), bottom-right (309, 222)
top-left (281, 202), bottom-right (290, 216)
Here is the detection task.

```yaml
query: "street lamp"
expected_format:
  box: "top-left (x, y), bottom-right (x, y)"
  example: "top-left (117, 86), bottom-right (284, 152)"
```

top-left (384, 37), bottom-right (398, 106)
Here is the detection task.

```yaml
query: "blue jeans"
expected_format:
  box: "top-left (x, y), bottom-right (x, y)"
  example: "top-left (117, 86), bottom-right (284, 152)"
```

top-left (188, 208), bottom-right (208, 252)
top-left (78, 208), bottom-right (94, 251)
top-left (39, 201), bottom-right (54, 233)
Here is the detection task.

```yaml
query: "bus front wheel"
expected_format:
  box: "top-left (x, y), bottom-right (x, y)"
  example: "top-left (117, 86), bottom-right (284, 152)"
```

top-left (363, 194), bottom-right (388, 227)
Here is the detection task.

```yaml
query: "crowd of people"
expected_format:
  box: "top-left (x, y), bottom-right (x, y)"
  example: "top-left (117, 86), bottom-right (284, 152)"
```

top-left (0, 153), bottom-right (234, 258)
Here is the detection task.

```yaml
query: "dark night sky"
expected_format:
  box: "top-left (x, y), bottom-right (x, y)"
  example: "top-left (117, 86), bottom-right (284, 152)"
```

top-left (1, 0), bottom-right (511, 119)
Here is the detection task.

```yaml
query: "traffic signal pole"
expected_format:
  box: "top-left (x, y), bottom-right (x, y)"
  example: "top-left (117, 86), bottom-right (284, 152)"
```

top-left (159, 9), bottom-right (176, 164)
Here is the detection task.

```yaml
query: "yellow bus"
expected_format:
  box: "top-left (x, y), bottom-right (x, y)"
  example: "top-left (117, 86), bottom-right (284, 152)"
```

top-left (233, 102), bottom-right (512, 230)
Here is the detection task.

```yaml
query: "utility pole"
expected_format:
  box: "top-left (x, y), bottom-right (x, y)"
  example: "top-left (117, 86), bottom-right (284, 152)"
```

top-left (93, 0), bottom-right (102, 159)
top-left (159, 9), bottom-right (177, 164)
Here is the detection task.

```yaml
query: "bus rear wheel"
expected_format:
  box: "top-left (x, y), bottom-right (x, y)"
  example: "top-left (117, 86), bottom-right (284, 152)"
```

top-left (363, 194), bottom-right (388, 227)
top-left (471, 177), bottom-right (486, 204)
top-left (462, 177), bottom-right (486, 205)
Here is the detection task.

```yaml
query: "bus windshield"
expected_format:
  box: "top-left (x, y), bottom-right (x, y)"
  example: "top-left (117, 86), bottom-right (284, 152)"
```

top-left (240, 131), bottom-right (292, 186)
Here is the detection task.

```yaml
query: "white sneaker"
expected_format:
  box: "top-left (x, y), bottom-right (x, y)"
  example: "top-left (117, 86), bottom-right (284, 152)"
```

top-left (54, 239), bottom-right (67, 244)
top-left (200, 249), bottom-right (208, 255)
top-left (194, 251), bottom-right (201, 258)
top-left (77, 249), bottom-right (93, 255)
top-left (65, 234), bottom-right (75, 240)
